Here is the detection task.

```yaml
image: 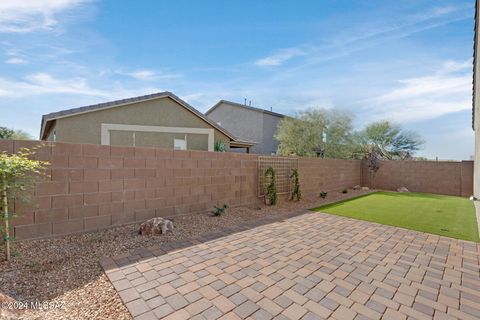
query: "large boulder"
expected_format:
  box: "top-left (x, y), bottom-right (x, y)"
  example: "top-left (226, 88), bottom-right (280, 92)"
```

top-left (397, 187), bottom-right (409, 193)
top-left (138, 217), bottom-right (174, 236)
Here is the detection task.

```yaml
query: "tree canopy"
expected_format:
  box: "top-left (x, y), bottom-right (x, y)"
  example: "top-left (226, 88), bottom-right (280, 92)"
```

top-left (275, 108), bottom-right (355, 158)
top-left (0, 127), bottom-right (34, 140)
top-left (275, 110), bottom-right (424, 160)
top-left (354, 121), bottom-right (424, 160)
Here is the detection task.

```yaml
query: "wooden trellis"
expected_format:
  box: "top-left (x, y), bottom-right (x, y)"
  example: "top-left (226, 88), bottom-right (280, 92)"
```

top-left (257, 156), bottom-right (298, 197)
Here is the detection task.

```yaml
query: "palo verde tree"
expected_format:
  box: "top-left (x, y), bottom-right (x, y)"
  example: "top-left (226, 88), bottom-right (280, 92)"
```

top-left (355, 121), bottom-right (424, 160)
top-left (0, 147), bottom-right (48, 261)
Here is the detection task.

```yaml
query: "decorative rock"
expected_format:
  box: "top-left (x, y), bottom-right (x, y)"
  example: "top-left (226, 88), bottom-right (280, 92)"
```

top-left (469, 195), bottom-right (476, 201)
top-left (361, 186), bottom-right (370, 190)
top-left (353, 185), bottom-right (361, 190)
top-left (397, 187), bottom-right (409, 193)
top-left (138, 217), bottom-right (174, 236)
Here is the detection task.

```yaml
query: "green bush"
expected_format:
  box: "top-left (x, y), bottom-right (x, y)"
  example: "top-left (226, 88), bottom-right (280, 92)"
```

top-left (0, 147), bottom-right (49, 261)
top-left (290, 169), bottom-right (301, 201)
top-left (213, 204), bottom-right (228, 216)
top-left (264, 167), bottom-right (277, 205)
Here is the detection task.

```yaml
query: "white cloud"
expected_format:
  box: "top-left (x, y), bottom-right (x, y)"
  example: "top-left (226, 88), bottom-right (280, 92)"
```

top-left (0, 72), bottom-right (160, 100)
top-left (129, 70), bottom-right (157, 80)
top-left (0, 0), bottom-right (89, 33)
top-left (255, 48), bottom-right (306, 67)
top-left (367, 60), bottom-right (472, 122)
top-left (5, 57), bottom-right (27, 64)
top-left (127, 69), bottom-right (181, 81)
top-left (254, 4), bottom-right (470, 70)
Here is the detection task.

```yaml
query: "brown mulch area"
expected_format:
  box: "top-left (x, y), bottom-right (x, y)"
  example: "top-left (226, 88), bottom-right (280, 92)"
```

top-left (0, 189), bottom-right (371, 319)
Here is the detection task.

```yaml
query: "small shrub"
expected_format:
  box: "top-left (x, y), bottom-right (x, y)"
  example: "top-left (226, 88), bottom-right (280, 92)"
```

top-left (319, 191), bottom-right (328, 199)
top-left (290, 169), bottom-right (301, 201)
top-left (341, 188), bottom-right (348, 194)
top-left (264, 166), bottom-right (277, 205)
top-left (214, 141), bottom-right (227, 152)
top-left (213, 204), bottom-right (228, 216)
top-left (0, 147), bottom-right (49, 261)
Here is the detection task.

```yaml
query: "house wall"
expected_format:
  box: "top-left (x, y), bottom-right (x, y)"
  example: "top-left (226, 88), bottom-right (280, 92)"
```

top-left (474, 0), bottom-right (480, 198)
top-left (207, 102), bottom-right (263, 153)
top-left (262, 113), bottom-right (282, 155)
top-left (361, 160), bottom-right (474, 197)
top-left (207, 102), bottom-right (283, 154)
top-left (51, 97), bottom-right (231, 151)
top-left (0, 140), bottom-right (361, 240)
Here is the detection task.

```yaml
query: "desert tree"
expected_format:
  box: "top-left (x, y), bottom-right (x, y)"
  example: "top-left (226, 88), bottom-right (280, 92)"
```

top-left (275, 108), bottom-right (355, 158)
top-left (0, 127), bottom-right (34, 140)
top-left (0, 147), bottom-right (48, 261)
top-left (355, 121), bottom-right (424, 160)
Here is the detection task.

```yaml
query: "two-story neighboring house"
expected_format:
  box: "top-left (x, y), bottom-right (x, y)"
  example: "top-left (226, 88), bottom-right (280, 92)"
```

top-left (205, 100), bottom-right (285, 155)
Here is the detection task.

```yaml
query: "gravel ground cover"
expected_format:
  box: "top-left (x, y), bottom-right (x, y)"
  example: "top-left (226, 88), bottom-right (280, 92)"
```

top-left (0, 189), bottom-right (370, 320)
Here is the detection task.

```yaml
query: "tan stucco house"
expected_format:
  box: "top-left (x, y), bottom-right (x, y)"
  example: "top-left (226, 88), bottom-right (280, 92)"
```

top-left (40, 92), bottom-right (254, 152)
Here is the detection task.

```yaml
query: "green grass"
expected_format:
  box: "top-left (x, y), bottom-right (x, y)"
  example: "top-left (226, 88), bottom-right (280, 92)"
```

top-left (312, 191), bottom-right (480, 242)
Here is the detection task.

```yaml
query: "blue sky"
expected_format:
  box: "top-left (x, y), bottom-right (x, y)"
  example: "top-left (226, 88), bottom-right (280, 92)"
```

top-left (0, 0), bottom-right (475, 159)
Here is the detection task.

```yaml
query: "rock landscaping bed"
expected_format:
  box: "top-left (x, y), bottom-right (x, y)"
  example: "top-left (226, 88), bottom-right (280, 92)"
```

top-left (0, 189), bottom-right (370, 319)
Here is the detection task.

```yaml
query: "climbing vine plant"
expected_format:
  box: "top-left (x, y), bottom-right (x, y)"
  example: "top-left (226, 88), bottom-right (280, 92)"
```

top-left (264, 166), bottom-right (277, 205)
top-left (290, 169), bottom-right (301, 201)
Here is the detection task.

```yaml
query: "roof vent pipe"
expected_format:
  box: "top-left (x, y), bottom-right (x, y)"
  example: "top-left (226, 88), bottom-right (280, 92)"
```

top-left (244, 98), bottom-right (247, 106)
top-left (249, 100), bottom-right (251, 106)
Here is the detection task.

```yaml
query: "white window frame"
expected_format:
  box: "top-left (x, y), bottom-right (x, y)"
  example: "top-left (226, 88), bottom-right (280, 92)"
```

top-left (101, 123), bottom-right (214, 151)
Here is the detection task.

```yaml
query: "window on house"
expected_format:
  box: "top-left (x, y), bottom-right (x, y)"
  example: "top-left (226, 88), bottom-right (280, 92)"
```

top-left (174, 138), bottom-right (187, 150)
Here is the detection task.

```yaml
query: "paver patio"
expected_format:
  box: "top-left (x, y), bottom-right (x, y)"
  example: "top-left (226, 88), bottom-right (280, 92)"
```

top-left (101, 210), bottom-right (480, 320)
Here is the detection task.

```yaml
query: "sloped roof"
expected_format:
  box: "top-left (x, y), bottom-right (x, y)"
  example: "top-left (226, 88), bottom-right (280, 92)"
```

top-left (40, 92), bottom-right (246, 143)
top-left (205, 100), bottom-right (286, 118)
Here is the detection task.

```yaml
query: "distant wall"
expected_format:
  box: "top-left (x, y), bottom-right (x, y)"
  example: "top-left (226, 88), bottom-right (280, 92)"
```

top-left (299, 158), bottom-right (361, 197)
top-left (361, 160), bottom-right (474, 197)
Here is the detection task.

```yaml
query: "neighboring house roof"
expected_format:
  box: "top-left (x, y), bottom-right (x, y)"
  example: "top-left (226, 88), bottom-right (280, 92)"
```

top-left (474, 0), bottom-right (479, 130)
top-left (40, 92), bottom-right (253, 146)
top-left (205, 100), bottom-right (286, 118)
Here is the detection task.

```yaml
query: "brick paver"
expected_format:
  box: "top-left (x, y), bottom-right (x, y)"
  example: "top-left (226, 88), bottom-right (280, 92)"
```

top-left (101, 210), bottom-right (480, 319)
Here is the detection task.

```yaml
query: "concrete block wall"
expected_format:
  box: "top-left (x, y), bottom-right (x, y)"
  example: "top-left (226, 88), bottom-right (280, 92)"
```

top-left (0, 139), bottom-right (473, 240)
top-left (298, 158), bottom-right (362, 197)
top-left (361, 160), bottom-right (474, 197)
top-left (0, 140), bottom-right (259, 240)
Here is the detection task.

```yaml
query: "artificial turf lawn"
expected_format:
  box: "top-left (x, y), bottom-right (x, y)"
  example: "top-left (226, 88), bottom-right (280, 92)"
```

top-left (312, 191), bottom-right (480, 242)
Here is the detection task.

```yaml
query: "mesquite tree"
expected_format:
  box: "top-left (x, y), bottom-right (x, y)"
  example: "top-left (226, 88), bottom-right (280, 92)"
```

top-left (0, 148), bottom-right (48, 261)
